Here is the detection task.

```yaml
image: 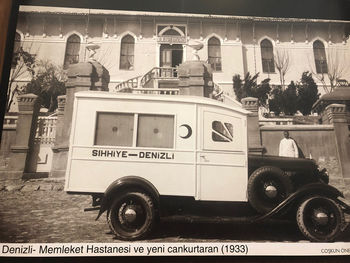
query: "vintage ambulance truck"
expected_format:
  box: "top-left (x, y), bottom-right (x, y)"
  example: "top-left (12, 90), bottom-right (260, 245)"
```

top-left (65, 91), bottom-right (350, 242)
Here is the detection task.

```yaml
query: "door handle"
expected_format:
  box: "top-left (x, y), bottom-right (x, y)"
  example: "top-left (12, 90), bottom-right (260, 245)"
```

top-left (200, 155), bottom-right (209, 162)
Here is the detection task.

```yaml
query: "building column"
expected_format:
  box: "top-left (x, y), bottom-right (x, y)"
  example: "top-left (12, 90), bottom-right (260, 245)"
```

top-left (325, 103), bottom-right (350, 187)
top-left (2, 94), bottom-right (40, 181)
top-left (177, 60), bottom-right (213, 97)
top-left (241, 97), bottom-right (264, 155)
top-left (50, 95), bottom-right (67, 178)
top-left (50, 61), bottom-right (110, 178)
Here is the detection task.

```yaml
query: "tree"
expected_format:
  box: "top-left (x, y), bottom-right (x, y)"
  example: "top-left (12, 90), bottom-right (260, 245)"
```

top-left (268, 85), bottom-right (283, 115)
top-left (269, 73), bottom-right (319, 116)
top-left (282, 81), bottom-right (298, 115)
top-left (232, 72), bottom-right (271, 107)
top-left (7, 47), bottom-right (36, 111)
top-left (309, 48), bottom-right (347, 93)
top-left (268, 82), bottom-right (298, 116)
top-left (297, 71), bottom-right (319, 115)
top-left (25, 60), bottom-right (67, 112)
top-left (274, 48), bottom-right (290, 88)
top-left (326, 48), bottom-right (347, 92)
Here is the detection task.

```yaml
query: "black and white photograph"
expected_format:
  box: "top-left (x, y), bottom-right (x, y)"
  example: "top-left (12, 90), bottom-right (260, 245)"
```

top-left (0, 0), bottom-right (350, 257)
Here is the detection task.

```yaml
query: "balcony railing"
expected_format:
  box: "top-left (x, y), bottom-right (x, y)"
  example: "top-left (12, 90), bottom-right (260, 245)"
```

top-left (2, 115), bottom-right (18, 129)
top-left (113, 66), bottom-right (226, 99)
top-left (118, 88), bottom-right (179, 95)
top-left (35, 116), bottom-right (57, 144)
top-left (114, 75), bottom-right (142, 92)
top-left (114, 67), bottom-right (178, 93)
top-left (140, 67), bottom-right (178, 87)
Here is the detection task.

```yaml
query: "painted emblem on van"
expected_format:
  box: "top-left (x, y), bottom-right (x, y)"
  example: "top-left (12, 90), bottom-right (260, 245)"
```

top-left (179, 124), bottom-right (192, 139)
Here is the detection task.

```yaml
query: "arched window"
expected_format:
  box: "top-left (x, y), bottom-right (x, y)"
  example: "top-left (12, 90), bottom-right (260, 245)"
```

top-left (162, 29), bottom-right (181, 36)
top-left (12, 32), bottom-right (21, 68)
top-left (313, 40), bottom-right (328, 74)
top-left (260, 39), bottom-right (275, 73)
top-left (120, 34), bottom-right (135, 70)
top-left (64, 34), bottom-right (81, 68)
top-left (208, 37), bottom-right (222, 71)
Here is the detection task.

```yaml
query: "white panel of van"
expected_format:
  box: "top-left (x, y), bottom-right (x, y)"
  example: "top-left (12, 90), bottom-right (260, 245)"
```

top-left (65, 92), bottom-right (248, 202)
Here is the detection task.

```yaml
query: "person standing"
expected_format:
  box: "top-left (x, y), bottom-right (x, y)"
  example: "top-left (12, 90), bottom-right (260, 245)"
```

top-left (279, 131), bottom-right (299, 158)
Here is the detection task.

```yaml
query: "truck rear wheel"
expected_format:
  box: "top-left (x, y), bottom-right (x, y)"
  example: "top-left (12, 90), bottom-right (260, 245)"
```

top-left (248, 166), bottom-right (293, 214)
top-left (107, 191), bottom-right (155, 240)
top-left (296, 196), bottom-right (345, 242)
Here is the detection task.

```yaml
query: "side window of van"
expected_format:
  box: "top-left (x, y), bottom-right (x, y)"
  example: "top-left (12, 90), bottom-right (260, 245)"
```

top-left (212, 121), bottom-right (233, 142)
top-left (95, 112), bottom-right (134, 146)
top-left (94, 112), bottom-right (175, 148)
top-left (137, 114), bottom-right (174, 148)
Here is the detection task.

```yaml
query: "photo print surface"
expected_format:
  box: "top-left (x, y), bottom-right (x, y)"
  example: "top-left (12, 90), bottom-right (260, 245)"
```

top-left (0, 0), bottom-right (350, 257)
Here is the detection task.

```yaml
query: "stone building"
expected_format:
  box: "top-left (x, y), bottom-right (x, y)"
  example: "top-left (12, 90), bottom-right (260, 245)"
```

top-left (8, 5), bottom-right (350, 112)
top-left (2, 5), bottom-right (350, 193)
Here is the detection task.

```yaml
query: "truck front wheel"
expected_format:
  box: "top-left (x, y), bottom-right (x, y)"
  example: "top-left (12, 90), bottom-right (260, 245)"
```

top-left (296, 196), bottom-right (345, 242)
top-left (107, 191), bottom-right (156, 240)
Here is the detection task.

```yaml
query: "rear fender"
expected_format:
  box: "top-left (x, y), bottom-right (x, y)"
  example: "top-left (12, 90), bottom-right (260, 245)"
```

top-left (96, 176), bottom-right (160, 220)
top-left (253, 183), bottom-right (344, 222)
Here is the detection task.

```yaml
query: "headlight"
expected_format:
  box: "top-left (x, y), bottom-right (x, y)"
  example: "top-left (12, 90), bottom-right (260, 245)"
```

top-left (318, 168), bottom-right (329, 184)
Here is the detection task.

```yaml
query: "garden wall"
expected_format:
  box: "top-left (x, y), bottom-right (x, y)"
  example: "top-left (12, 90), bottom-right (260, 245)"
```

top-left (0, 117), bottom-right (17, 168)
top-left (260, 124), bottom-right (337, 162)
top-left (260, 124), bottom-right (345, 191)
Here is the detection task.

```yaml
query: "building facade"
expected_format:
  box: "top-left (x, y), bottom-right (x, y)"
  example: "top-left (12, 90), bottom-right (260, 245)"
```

top-left (9, 5), bottom-right (350, 111)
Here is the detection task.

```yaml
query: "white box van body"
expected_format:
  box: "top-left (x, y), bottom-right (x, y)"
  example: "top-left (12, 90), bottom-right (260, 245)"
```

top-left (65, 91), bottom-right (249, 202)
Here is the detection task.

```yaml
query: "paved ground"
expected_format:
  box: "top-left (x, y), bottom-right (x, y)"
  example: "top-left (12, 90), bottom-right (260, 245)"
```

top-left (0, 179), bottom-right (349, 243)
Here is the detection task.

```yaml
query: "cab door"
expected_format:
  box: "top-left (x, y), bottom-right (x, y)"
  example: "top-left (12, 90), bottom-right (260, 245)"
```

top-left (196, 110), bottom-right (248, 201)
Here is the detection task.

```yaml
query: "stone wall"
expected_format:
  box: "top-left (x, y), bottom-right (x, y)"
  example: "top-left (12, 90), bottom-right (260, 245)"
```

top-left (260, 124), bottom-right (348, 194)
top-left (0, 121), bottom-right (17, 168)
top-left (260, 124), bottom-right (337, 162)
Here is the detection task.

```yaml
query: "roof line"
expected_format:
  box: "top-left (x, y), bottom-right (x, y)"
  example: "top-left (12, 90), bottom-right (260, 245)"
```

top-left (75, 91), bottom-right (250, 114)
top-left (19, 5), bottom-right (350, 24)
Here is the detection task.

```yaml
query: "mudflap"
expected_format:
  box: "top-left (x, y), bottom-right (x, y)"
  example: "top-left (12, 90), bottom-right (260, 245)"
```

top-left (95, 196), bottom-right (109, 220)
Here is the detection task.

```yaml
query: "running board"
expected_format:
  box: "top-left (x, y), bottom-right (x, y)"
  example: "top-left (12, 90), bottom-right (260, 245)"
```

top-left (84, 207), bottom-right (100, 212)
top-left (160, 215), bottom-right (289, 224)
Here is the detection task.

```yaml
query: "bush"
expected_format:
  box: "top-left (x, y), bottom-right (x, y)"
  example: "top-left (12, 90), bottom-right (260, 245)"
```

top-left (25, 61), bottom-right (66, 112)
top-left (297, 72), bottom-right (320, 115)
top-left (268, 72), bottom-right (319, 116)
top-left (232, 72), bottom-right (271, 107)
top-left (283, 81), bottom-right (298, 115)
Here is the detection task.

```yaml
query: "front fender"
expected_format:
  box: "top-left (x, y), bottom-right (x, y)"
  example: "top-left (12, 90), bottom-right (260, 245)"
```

top-left (253, 183), bottom-right (344, 222)
top-left (96, 176), bottom-right (160, 220)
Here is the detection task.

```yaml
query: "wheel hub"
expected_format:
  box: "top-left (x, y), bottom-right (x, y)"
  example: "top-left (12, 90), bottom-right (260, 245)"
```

top-left (123, 206), bottom-right (137, 223)
top-left (264, 185), bottom-right (278, 198)
top-left (313, 210), bottom-right (329, 225)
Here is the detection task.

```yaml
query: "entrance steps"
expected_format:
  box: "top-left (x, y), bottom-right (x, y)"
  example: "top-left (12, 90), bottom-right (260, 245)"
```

top-left (114, 67), bottom-right (179, 93)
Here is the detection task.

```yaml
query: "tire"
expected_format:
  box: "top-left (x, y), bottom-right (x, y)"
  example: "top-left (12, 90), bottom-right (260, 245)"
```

top-left (296, 196), bottom-right (345, 242)
top-left (107, 191), bottom-right (156, 240)
top-left (248, 166), bottom-right (293, 214)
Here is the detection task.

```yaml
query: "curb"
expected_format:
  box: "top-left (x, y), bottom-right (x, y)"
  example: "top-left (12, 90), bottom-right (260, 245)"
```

top-left (0, 178), bottom-right (65, 192)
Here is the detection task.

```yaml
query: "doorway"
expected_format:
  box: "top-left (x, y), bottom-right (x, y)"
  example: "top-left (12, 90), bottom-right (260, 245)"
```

top-left (160, 44), bottom-right (183, 68)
